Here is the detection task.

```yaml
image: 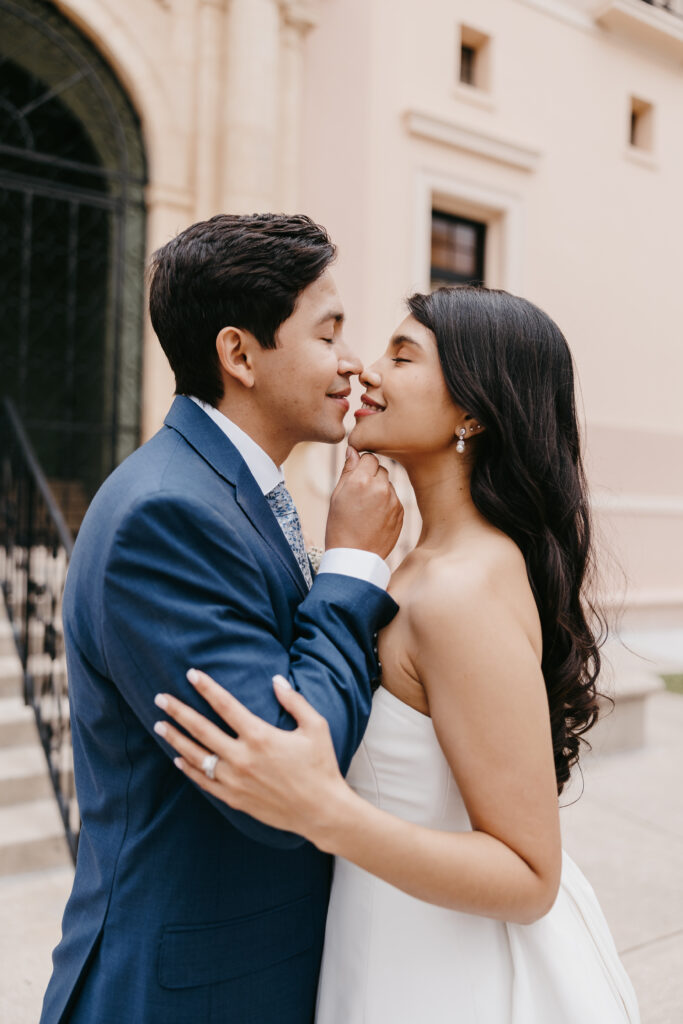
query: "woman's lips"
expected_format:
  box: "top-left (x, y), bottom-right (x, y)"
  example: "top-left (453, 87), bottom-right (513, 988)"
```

top-left (354, 397), bottom-right (385, 418)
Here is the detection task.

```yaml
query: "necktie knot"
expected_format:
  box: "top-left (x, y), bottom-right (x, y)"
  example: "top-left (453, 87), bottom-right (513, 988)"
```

top-left (265, 481), bottom-right (312, 588)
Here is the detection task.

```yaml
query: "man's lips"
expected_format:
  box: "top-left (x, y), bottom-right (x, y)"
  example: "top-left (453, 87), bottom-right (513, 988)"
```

top-left (354, 395), bottom-right (386, 418)
top-left (327, 389), bottom-right (350, 412)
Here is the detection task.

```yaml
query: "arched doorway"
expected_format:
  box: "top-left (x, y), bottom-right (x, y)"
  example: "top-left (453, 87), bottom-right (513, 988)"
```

top-left (0, 0), bottom-right (147, 514)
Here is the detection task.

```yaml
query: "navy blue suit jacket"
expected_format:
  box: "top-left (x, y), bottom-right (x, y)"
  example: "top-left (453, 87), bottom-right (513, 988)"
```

top-left (41, 397), bottom-right (398, 1024)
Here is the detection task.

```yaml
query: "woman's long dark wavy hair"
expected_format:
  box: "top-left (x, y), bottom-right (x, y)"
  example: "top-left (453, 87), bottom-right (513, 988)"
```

top-left (408, 286), bottom-right (604, 794)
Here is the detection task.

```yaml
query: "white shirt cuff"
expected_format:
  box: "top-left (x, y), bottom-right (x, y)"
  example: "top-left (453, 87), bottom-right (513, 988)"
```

top-left (317, 549), bottom-right (391, 591)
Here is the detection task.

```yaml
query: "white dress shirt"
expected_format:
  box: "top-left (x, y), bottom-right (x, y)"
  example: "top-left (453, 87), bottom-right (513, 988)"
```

top-left (189, 397), bottom-right (390, 590)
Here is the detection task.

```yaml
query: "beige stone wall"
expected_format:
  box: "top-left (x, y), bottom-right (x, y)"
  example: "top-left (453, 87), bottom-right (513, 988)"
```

top-left (297, 0), bottom-right (683, 622)
top-left (52, 0), bottom-right (683, 627)
top-left (54, 0), bottom-right (316, 437)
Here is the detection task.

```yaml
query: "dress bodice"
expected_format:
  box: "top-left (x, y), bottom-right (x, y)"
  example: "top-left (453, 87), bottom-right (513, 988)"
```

top-left (346, 685), bottom-right (471, 830)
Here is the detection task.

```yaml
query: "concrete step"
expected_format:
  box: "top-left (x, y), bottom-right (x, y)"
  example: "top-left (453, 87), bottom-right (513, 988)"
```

top-left (0, 549), bottom-right (68, 606)
top-left (590, 640), bottom-right (666, 755)
top-left (0, 698), bottom-right (39, 748)
top-left (26, 652), bottom-right (67, 685)
top-left (0, 745), bottom-right (54, 806)
top-left (0, 654), bottom-right (22, 699)
top-left (25, 693), bottom-right (70, 726)
top-left (0, 799), bottom-right (71, 876)
top-left (0, 652), bottom-right (69, 704)
top-left (0, 618), bottom-right (17, 658)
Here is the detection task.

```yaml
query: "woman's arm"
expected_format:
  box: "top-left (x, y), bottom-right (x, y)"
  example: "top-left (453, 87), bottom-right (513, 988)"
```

top-left (382, 572), bottom-right (562, 922)
top-left (155, 577), bottom-right (561, 924)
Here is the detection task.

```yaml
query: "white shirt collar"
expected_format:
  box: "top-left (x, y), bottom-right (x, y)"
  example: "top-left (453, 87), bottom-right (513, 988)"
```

top-left (188, 396), bottom-right (284, 495)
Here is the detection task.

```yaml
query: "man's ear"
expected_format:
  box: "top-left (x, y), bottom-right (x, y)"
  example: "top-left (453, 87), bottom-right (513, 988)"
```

top-left (216, 327), bottom-right (255, 388)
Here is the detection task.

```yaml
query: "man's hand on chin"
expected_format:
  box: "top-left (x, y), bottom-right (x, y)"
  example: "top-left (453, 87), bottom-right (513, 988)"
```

top-left (324, 446), bottom-right (404, 561)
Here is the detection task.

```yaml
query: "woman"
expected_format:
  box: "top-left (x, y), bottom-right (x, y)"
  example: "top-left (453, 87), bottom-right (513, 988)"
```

top-left (154, 287), bottom-right (640, 1022)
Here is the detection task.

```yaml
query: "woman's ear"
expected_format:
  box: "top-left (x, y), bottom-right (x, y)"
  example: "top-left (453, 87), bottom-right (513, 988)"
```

top-left (216, 327), bottom-right (255, 388)
top-left (464, 414), bottom-right (485, 436)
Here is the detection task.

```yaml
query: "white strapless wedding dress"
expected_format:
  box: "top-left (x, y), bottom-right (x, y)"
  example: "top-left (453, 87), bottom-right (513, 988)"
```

top-left (316, 686), bottom-right (640, 1023)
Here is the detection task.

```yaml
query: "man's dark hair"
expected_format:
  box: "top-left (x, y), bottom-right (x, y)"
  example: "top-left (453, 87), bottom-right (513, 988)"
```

top-left (148, 213), bottom-right (337, 405)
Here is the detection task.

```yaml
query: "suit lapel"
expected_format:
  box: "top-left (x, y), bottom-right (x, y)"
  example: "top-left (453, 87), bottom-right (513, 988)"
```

top-left (164, 397), bottom-right (308, 598)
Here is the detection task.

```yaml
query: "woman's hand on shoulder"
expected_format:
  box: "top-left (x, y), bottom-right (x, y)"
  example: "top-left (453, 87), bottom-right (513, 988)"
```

top-left (154, 670), bottom-right (352, 847)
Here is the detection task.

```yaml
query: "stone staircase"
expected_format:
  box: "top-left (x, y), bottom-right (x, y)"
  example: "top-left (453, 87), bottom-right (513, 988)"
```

top-left (0, 607), bottom-right (72, 877)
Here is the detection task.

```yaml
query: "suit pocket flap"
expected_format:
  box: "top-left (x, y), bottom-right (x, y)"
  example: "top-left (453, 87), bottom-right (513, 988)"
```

top-left (158, 895), bottom-right (314, 990)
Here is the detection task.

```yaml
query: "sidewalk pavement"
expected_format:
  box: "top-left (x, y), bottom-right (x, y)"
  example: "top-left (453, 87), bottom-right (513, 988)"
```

top-left (561, 688), bottom-right (683, 1024)
top-left (1, 690), bottom-right (681, 1024)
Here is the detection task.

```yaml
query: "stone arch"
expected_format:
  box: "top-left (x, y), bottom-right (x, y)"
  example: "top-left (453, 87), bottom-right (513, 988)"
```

top-left (0, 0), bottom-right (148, 497)
top-left (51, 0), bottom-right (180, 190)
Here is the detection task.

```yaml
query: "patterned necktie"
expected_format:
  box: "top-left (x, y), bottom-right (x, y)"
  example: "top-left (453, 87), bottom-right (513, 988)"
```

top-left (265, 481), bottom-right (313, 588)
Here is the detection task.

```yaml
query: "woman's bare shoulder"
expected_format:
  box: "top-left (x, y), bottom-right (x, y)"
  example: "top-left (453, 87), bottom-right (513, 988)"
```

top-left (405, 530), bottom-right (540, 655)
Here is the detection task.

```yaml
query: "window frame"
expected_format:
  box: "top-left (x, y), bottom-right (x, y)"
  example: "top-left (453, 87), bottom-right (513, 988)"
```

top-left (430, 209), bottom-right (487, 288)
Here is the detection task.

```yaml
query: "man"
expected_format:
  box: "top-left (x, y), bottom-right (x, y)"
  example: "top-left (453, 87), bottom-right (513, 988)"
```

top-left (41, 214), bottom-right (402, 1023)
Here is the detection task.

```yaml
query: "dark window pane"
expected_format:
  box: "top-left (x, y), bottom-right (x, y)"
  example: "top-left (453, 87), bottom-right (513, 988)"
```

top-left (0, 0), bottom-right (146, 501)
top-left (430, 211), bottom-right (486, 287)
top-left (460, 44), bottom-right (476, 85)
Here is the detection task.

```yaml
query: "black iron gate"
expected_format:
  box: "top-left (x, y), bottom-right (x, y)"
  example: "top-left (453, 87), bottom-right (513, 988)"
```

top-left (0, 0), bottom-right (148, 860)
top-left (1, 397), bottom-right (78, 858)
top-left (0, 0), bottom-right (147, 513)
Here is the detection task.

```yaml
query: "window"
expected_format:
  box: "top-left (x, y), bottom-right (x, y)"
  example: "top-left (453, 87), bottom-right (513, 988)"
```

top-left (460, 44), bottom-right (476, 86)
top-left (629, 96), bottom-right (654, 151)
top-left (458, 25), bottom-right (491, 91)
top-left (430, 211), bottom-right (486, 289)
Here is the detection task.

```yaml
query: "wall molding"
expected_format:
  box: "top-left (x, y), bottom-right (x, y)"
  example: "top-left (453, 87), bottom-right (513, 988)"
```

top-left (612, 589), bottom-right (683, 609)
top-left (404, 110), bottom-right (541, 173)
top-left (593, 1), bottom-right (683, 60)
top-left (592, 493), bottom-right (683, 517)
top-left (512, 0), bottom-right (596, 32)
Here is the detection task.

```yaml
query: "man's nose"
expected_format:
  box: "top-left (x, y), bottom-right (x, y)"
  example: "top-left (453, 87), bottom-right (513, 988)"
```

top-left (337, 341), bottom-right (363, 377)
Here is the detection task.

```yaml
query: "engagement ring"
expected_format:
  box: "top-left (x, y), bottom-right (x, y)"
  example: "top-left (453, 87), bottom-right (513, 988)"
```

top-left (201, 753), bottom-right (219, 780)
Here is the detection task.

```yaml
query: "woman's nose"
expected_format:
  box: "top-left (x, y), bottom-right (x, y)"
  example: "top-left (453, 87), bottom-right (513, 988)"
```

top-left (360, 365), bottom-right (382, 388)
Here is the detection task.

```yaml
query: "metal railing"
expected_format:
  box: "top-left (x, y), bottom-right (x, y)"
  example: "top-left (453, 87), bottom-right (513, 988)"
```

top-left (0, 397), bottom-right (79, 861)
top-left (640, 0), bottom-right (683, 19)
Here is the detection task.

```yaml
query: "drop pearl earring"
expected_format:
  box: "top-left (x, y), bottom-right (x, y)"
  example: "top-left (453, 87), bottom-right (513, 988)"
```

top-left (456, 428), bottom-right (466, 454)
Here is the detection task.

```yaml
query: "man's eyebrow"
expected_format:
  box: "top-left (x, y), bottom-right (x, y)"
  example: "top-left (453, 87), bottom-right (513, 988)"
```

top-left (391, 334), bottom-right (422, 349)
top-left (316, 310), bottom-right (345, 326)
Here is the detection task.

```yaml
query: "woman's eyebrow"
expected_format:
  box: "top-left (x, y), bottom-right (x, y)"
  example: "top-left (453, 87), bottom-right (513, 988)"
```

top-left (390, 334), bottom-right (422, 350)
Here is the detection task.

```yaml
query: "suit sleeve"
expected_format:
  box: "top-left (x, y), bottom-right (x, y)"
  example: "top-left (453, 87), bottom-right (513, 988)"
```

top-left (101, 491), bottom-right (398, 849)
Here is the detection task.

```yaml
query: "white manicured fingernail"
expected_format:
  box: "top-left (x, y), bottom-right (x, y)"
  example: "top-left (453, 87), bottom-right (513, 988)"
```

top-left (273, 674), bottom-right (292, 690)
top-left (187, 668), bottom-right (199, 685)
top-left (153, 721), bottom-right (167, 737)
top-left (154, 693), bottom-right (168, 709)
top-left (174, 757), bottom-right (184, 770)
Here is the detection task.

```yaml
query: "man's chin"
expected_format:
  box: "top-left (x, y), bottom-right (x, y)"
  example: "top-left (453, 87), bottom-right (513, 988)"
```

top-left (308, 421), bottom-right (347, 445)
